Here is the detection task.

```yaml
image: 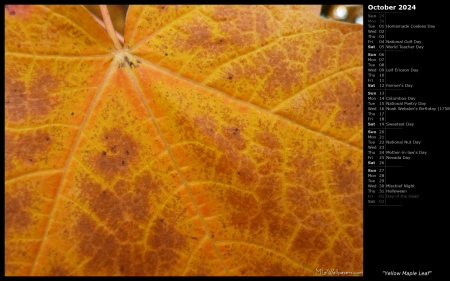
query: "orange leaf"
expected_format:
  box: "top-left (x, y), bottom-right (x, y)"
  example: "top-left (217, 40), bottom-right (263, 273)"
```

top-left (5, 5), bottom-right (363, 276)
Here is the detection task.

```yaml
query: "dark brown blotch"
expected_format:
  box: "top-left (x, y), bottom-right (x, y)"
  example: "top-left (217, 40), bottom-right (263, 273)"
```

top-left (5, 188), bottom-right (32, 235)
top-left (182, 19), bottom-right (213, 50)
top-left (286, 151), bottom-right (324, 192)
top-left (148, 219), bottom-right (187, 250)
top-left (79, 174), bottom-right (156, 226)
top-left (90, 128), bottom-right (139, 180)
top-left (5, 75), bottom-right (27, 122)
top-left (76, 215), bottom-right (120, 275)
top-left (5, 69), bottom-right (62, 123)
top-left (227, 189), bottom-right (259, 228)
top-left (221, 125), bottom-right (246, 150)
top-left (256, 132), bottom-right (281, 149)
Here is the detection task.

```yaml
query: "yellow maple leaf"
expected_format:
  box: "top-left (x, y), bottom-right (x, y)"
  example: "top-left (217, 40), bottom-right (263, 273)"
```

top-left (5, 5), bottom-right (363, 276)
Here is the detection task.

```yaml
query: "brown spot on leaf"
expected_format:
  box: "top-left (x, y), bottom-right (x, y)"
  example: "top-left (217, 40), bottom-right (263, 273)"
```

top-left (254, 176), bottom-right (296, 241)
top-left (193, 115), bottom-right (218, 139)
top-left (182, 18), bottom-right (213, 50)
top-left (307, 46), bottom-right (330, 78)
top-left (79, 173), bottom-right (158, 226)
top-left (29, 72), bottom-right (61, 113)
top-left (335, 82), bottom-right (362, 128)
top-left (75, 214), bottom-right (120, 275)
top-left (221, 125), bottom-right (246, 150)
top-left (286, 151), bottom-right (323, 192)
top-left (345, 225), bottom-right (363, 249)
top-left (5, 130), bottom-right (53, 174)
top-left (256, 132), bottom-right (281, 149)
top-left (75, 214), bottom-right (96, 251)
top-left (90, 128), bottom-right (139, 180)
top-left (331, 235), bottom-right (356, 271)
top-left (146, 219), bottom-right (187, 271)
top-left (115, 245), bottom-right (158, 275)
top-left (259, 261), bottom-right (284, 276)
top-left (74, 221), bottom-right (111, 267)
top-left (252, 47), bottom-right (302, 104)
top-left (134, 173), bottom-right (163, 198)
top-left (94, 190), bottom-right (122, 223)
top-left (211, 124), bottom-right (258, 185)
top-left (318, 72), bottom-right (362, 128)
top-left (214, 144), bottom-right (237, 175)
top-left (148, 219), bottom-right (187, 250)
top-left (292, 228), bottom-right (328, 254)
top-left (332, 155), bottom-right (361, 194)
top-left (5, 69), bottom-right (61, 123)
top-left (212, 6), bottom-right (258, 46)
top-left (335, 194), bottom-right (362, 224)
top-left (50, 266), bottom-right (70, 276)
top-left (237, 157), bottom-right (258, 185)
top-left (5, 188), bottom-right (32, 235)
top-left (5, 75), bottom-right (27, 122)
top-left (226, 189), bottom-right (259, 228)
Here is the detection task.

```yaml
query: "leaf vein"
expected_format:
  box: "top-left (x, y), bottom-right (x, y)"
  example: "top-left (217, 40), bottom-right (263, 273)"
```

top-left (129, 6), bottom-right (200, 52)
top-left (5, 168), bottom-right (64, 183)
top-left (124, 65), bottom-right (231, 275)
top-left (5, 51), bottom-right (114, 59)
top-left (215, 239), bottom-right (315, 274)
top-left (29, 59), bottom-right (117, 275)
top-left (41, 5), bottom-right (112, 52)
top-left (201, 30), bottom-right (330, 84)
top-left (134, 55), bottom-right (362, 150)
top-left (270, 66), bottom-right (363, 112)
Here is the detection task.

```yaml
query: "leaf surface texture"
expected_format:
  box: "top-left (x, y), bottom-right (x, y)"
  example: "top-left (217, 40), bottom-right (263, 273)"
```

top-left (5, 5), bottom-right (363, 276)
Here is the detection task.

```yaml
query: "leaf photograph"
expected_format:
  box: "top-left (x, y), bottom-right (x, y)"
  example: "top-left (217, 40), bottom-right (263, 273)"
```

top-left (5, 5), bottom-right (363, 276)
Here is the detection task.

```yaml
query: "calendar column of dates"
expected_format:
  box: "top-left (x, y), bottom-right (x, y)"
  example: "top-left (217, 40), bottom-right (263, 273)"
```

top-left (365, 4), bottom-right (445, 207)
top-left (366, 12), bottom-right (387, 206)
top-left (364, 3), bottom-right (445, 277)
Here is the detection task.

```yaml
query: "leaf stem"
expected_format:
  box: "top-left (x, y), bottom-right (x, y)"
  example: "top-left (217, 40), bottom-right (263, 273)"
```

top-left (89, 11), bottom-right (124, 45)
top-left (100, 5), bottom-right (122, 50)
